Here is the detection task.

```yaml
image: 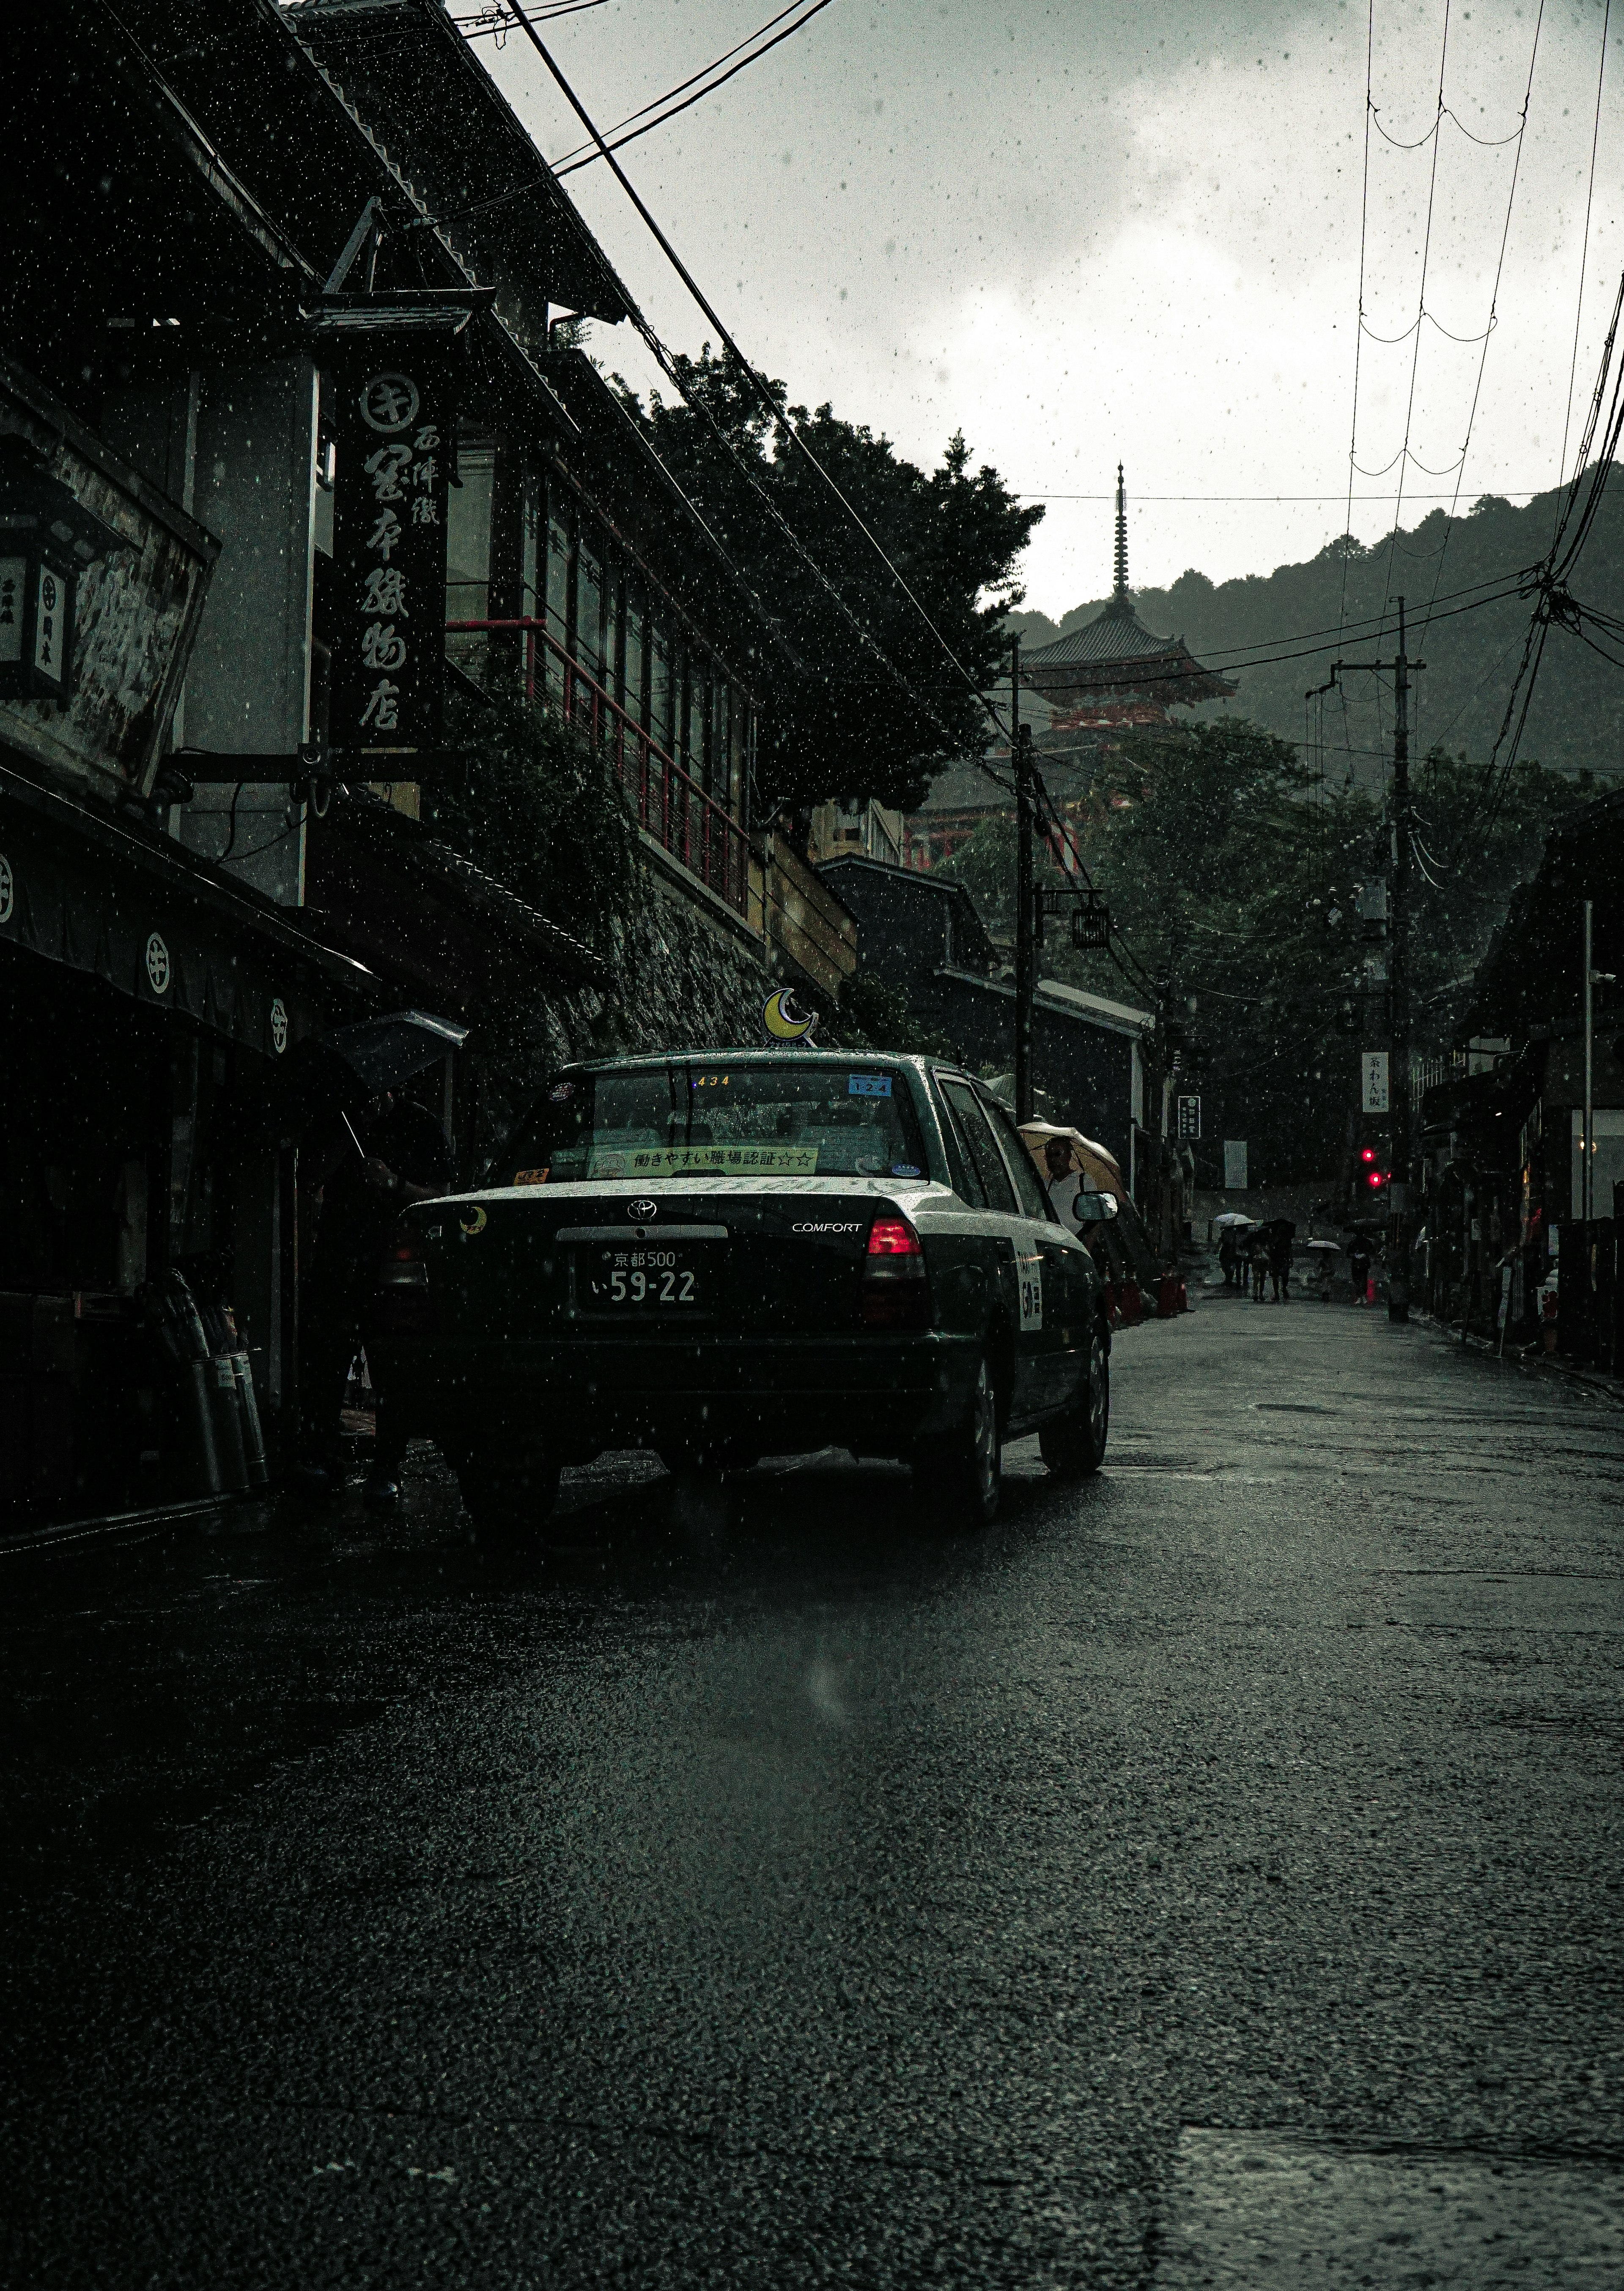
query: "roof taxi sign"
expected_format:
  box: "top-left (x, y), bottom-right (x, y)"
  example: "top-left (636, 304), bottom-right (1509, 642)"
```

top-left (329, 356), bottom-right (456, 766)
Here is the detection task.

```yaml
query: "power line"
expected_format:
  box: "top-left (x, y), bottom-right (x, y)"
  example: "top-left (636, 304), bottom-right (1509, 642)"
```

top-left (1555, 0), bottom-right (1612, 512)
top-left (453, 0), bottom-right (606, 35)
top-left (1005, 489), bottom-right (1555, 503)
top-left (1339, 0), bottom-right (1378, 673)
top-left (1412, 0), bottom-right (1545, 741)
top-left (1377, 0), bottom-right (1453, 615)
top-left (551, 1), bottom-right (839, 178)
top-left (499, 1), bottom-right (1020, 769)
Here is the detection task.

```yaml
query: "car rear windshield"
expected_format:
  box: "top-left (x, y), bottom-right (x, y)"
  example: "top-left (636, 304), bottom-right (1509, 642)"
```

top-left (505, 1063), bottom-right (930, 1184)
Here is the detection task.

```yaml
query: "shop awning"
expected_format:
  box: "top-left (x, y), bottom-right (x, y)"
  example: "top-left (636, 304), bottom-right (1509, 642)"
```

top-left (0, 760), bottom-right (379, 1060)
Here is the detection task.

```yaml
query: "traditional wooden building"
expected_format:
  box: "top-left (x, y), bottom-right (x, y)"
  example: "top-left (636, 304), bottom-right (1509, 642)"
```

top-left (1022, 467), bottom-right (1236, 743)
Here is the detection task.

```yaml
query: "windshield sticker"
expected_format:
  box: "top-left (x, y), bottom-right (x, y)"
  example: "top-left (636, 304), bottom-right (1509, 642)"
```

top-left (513, 1168), bottom-right (549, 1187)
top-left (849, 1074), bottom-right (892, 1096)
top-left (890, 1164), bottom-right (922, 1178)
top-left (459, 1205), bottom-right (488, 1238)
top-left (587, 1144), bottom-right (820, 1178)
top-left (548, 1080), bottom-right (575, 1101)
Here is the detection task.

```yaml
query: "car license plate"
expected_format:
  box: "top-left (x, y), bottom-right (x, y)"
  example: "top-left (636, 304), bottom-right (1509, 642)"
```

top-left (579, 1244), bottom-right (708, 1312)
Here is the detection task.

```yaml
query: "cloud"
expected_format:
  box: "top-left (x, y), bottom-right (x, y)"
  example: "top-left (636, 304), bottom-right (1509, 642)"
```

top-left (483, 0), bottom-right (1623, 613)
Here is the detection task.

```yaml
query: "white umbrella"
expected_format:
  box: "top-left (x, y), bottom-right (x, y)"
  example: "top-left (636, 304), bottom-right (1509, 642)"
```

top-left (1306, 1239), bottom-right (1341, 1253)
top-left (1213, 1212), bottom-right (1255, 1228)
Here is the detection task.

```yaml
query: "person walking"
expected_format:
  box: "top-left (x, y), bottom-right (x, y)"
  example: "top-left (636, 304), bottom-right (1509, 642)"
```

top-left (1347, 1232), bottom-right (1372, 1305)
top-left (1267, 1219), bottom-right (1296, 1304)
top-left (1218, 1225), bottom-right (1240, 1291)
top-left (299, 1086), bottom-right (453, 1504)
top-left (1248, 1225), bottom-right (1269, 1303)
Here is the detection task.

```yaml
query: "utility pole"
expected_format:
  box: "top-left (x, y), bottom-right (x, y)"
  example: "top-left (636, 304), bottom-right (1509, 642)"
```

top-left (1012, 635), bottom-right (1035, 1122)
top-left (1388, 598), bottom-right (1413, 1324)
top-left (1582, 899), bottom-right (1615, 1226)
top-left (1584, 898), bottom-right (1595, 1225)
top-left (1330, 599), bottom-right (1423, 1324)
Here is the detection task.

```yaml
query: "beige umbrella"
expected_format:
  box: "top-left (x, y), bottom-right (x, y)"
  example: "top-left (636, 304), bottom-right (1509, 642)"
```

top-left (1018, 1119), bottom-right (1126, 1201)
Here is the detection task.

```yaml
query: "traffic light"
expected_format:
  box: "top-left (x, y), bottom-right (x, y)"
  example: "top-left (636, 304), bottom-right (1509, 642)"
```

top-left (1359, 1144), bottom-right (1390, 1195)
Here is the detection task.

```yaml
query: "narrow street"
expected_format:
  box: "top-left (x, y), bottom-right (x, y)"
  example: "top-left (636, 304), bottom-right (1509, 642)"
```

top-left (5, 1302), bottom-right (1623, 2287)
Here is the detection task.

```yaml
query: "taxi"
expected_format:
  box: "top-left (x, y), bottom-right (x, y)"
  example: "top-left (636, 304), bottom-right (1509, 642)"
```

top-left (371, 1051), bottom-right (1111, 1539)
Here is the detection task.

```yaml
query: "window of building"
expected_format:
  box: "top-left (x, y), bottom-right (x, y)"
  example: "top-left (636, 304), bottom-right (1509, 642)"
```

top-left (649, 616), bottom-right (672, 753)
top-left (577, 533), bottom-right (604, 683)
top-left (624, 582), bottom-right (646, 726)
top-left (446, 443), bottom-right (495, 623)
top-left (544, 491), bottom-right (573, 700)
top-left (602, 558), bottom-right (622, 708)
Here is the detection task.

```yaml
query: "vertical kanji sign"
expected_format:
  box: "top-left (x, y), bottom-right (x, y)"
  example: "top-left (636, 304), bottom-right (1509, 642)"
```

top-left (330, 356), bottom-right (453, 762)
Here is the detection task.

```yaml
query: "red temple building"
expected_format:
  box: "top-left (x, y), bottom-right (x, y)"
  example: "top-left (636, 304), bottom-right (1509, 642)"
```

top-left (1022, 467), bottom-right (1235, 739)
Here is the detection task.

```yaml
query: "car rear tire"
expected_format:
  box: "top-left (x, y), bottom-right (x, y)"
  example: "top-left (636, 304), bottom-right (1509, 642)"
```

top-left (453, 1447), bottom-right (560, 1548)
top-left (1039, 1319), bottom-right (1110, 1478)
top-left (913, 1350), bottom-right (1001, 1529)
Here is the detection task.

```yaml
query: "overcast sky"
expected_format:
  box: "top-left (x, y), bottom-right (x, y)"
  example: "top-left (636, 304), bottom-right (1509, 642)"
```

top-left (473, 0), bottom-right (1621, 617)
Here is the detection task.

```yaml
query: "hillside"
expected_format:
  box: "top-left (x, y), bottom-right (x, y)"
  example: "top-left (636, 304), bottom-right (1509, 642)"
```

top-left (1006, 478), bottom-right (1624, 780)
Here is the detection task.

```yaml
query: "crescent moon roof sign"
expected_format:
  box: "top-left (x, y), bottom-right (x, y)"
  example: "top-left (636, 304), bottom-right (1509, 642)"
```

top-left (762, 986), bottom-right (818, 1044)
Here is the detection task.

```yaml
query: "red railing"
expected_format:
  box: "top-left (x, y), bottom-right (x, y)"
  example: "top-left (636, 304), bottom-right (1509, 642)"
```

top-left (445, 617), bottom-right (749, 916)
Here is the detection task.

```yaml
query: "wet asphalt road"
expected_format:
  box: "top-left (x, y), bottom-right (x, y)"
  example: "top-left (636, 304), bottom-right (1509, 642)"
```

top-left (3, 1296), bottom-right (1623, 2287)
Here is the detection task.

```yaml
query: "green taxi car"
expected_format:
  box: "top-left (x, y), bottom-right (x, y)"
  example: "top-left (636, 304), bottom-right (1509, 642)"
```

top-left (371, 1050), bottom-right (1111, 1536)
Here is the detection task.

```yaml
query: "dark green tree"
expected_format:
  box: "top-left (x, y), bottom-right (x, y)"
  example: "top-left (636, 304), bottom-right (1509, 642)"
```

top-left (926, 720), bottom-right (1591, 1185)
top-left (616, 350), bottom-right (1042, 816)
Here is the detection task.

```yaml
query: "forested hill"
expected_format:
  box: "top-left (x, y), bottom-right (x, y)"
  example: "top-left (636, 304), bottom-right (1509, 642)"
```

top-left (1006, 477), bottom-right (1624, 780)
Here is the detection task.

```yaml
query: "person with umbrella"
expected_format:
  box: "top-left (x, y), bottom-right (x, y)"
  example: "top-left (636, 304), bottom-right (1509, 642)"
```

top-left (1266, 1217), bottom-right (1297, 1304)
top-left (290, 1014), bottom-right (463, 1504)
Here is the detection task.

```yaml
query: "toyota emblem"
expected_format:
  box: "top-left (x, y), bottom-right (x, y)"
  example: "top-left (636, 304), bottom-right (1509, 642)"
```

top-left (628, 1199), bottom-right (658, 1221)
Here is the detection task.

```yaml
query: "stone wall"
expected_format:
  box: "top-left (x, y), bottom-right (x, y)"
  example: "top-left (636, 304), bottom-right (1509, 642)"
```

top-left (466, 879), bottom-right (779, 1172)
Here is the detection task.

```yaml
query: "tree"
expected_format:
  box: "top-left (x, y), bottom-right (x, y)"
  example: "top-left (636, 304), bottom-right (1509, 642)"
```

top-left (1056, 721), bottom-right (1590, 1184)
top-left (932, 809), bottom-right (1065, 944)
top-left (922, 720), bottom-right (1590, 1184)
top-left (615, 350), bottom-right (1042, 816)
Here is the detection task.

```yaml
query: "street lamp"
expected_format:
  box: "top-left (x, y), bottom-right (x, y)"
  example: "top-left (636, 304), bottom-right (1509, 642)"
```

top-left (0, 436), bottom-right (126, 704)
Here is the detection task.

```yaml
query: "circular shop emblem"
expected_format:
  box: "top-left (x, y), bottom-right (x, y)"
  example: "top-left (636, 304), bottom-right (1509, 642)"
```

top-left (0, 852), bottom-right (12, 926)
top-left (269, 997), bottom-right (289, 1055)
top-left (357, 373), bottom-right (420, 435)
top-left (145, 932), bottom-right (171, 995)
top-left (628, 1198), bottom-right (658, 1222)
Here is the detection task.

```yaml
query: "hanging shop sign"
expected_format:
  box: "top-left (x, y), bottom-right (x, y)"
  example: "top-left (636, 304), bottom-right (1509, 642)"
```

top-left (0, 434), bottom-right (127, 704)
top-left (1361, 1049), bottom-right (1391, 1115)
top-left (326, 349), bottom-right (458, 771)
top-left (1176, 1093), bottom-right (1201, 1141)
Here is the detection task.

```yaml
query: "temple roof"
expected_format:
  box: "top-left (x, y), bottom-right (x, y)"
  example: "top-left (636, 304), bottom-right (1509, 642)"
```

top-left (1024, 608), bottom-right (1194, 670)
top-left (1022, 465), bottom-right (1235, 703)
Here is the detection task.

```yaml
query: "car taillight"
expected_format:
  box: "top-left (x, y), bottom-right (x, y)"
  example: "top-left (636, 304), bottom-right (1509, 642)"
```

top-left (375, 1237), bottom-right (433, 1335)
top-left (861, 1214), bottom-right (930, 1328)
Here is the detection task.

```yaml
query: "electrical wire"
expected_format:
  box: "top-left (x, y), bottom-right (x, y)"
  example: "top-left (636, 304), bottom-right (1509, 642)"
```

top-left (1339, 0), bottom-right (1377, 660)
top-left (499, 0), bottom-right (1020, 775)
top-left (453, 0), bottom-right (607, 39)
top-left (551, 1), bottom-right (839, 177)
top-left (1555, 0), bottom-right (1612, 516)
top-left (1414, 0), bottom-right (1546, 720)
top-left (1377, 0), bottom-right (1452, 615)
